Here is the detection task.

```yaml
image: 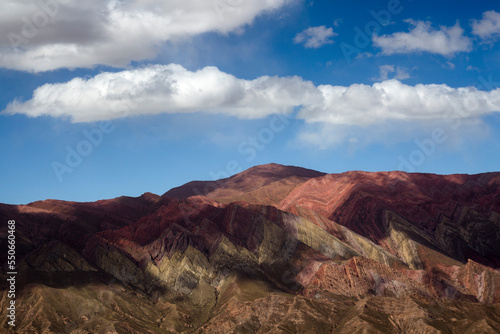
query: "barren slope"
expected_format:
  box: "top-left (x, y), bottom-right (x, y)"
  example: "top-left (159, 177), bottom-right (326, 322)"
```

top-left (1, 164), bottom-right (500, 333)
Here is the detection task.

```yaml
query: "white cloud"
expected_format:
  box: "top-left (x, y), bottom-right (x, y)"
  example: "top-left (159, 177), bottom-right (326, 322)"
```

top-left (466, 65), bottom-right (480, 72)
top-left (4, 65), bottom-right (500, 127)
top-left (355, 52), bottom-right (373, 60)
top-left (472, 10), bottom-right (500, 40)
top-left (2, 64), bottom-right (319, 122)
top-left (294, 25), bottom-right (337, 48)
top-left (372, 65), bottom-right (410, 81)
top-left (300, 79), bottom-right (500, 126)
top-left (0, 0), bottom-right (289, 72)
top-left (445, 61), bottom-right (456, 70)
top-left (373, 19), bottom-right (472, 56)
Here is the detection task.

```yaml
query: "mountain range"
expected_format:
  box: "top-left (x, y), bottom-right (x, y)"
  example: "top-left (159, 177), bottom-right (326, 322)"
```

top-left (1, 163), bottom-right (500, 333)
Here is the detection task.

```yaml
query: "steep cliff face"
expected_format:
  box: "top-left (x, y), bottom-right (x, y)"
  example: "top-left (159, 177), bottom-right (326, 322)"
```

top-left (1, 164), bottom-right (500, 333)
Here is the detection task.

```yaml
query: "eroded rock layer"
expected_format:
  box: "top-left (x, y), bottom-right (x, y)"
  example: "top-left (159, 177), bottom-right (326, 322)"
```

top-left (1, 164), bottom-right (499, 333)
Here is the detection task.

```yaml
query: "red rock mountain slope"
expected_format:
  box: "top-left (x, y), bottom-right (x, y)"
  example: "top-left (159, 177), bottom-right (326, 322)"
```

top-left (1, 164), bottom-right (500, 333)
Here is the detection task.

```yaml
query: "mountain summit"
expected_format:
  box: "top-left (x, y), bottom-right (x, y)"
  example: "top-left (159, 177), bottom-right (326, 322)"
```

top-left (163, 163), bottom-right (325, 205)
top-left (1, 164), bottom-right (500, 333)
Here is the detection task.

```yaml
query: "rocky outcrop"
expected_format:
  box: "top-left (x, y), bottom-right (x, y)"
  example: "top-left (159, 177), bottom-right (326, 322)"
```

top-left (23, 240), bottom-right (97, 273)
top-left (280, 171), bottom-right (500, 267)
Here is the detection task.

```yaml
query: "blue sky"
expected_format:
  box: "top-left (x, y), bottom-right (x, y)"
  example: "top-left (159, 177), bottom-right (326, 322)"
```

top-left (1, 0), bottom-right (500, 204)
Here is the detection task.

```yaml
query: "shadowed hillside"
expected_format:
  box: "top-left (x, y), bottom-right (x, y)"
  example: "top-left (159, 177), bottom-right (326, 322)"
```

top-left (1, 164), bottom-right (500, 333)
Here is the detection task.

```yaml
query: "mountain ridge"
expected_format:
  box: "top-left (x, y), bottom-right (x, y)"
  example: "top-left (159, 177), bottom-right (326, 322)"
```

top-left (1, 163), bottom-right (500, 333)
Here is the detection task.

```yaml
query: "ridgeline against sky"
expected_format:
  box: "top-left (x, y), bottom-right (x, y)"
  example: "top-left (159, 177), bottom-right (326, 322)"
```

top-left (1, 0), bottom-right (500, 204)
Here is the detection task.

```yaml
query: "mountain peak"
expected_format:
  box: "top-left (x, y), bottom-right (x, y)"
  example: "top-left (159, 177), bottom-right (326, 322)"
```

top-left (235, 163), bottom-right (325, 179)
top-left (162, 163), bottom-right (325, 203)
top-left (2, 166), bottom-right (500, 332)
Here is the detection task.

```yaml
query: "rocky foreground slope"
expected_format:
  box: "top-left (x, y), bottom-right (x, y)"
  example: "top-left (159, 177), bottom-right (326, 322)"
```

top-left (1, 163), bottom-right (500, 333)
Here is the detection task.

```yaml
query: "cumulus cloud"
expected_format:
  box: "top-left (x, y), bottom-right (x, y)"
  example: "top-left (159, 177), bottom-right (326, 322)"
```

top-left (300, 79), bottom-right (500, 126)
top-left (294, 25), bottom-right (337, 48)
top-left (0, 0), bottom-right (289, 72)
top-left (472, 10), bottom-right (500, 40)
top-left (373, 19), bottom-right (472, 56)
top-left (372, 65), bottom-right (410, 81)
top-left (2, 64), bottom-right (319, 122)
top-left (4, 64), bottom-right (500, 127)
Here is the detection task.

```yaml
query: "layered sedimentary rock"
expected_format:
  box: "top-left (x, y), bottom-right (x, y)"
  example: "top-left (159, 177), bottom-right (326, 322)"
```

top-left (1, 164), bottom-right (500, 333)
